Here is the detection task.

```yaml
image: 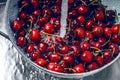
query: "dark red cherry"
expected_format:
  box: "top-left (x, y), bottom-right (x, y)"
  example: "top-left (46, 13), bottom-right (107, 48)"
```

top-left (81, 41), bottom-right (90, 51)
top-left (37, 17), bottom-right (49, 26)
top-left (17, 36), bottom-right (26, 47)
top-left (26, 43), bottom-right (34, 53)
top-left (104, 27), bottom-right (112, 37)
top-left (44, 23), bottom-right (54, 34)
top-left (81, 51), bottom-right (93, 63)
top-left (85, 31), bottom-right (93, 40)
top-left (56, 0), bottom-right (62, 6)
top-left (91, 41), bottom-right (101, 49)
top-left (109, 43), bottom-right (119, 55)
top-left (73, 63), bottom-right (85, 73)
top-left (63, 55), bottom-right (74, 64)
top-left (43, 8), bottom-right (52, 17)
top-left (68, 9), bottom-right (77, 18)
top-left (92, 26), bottom-right (103, 37)
top-left (111, 34), bottom-right (120, 44)
top-left (95, 10), bottom-right (105, 21)
top-left (12, 19), bottom-right (24, 31)
top-left (17, 29), bottom-right (26, 37)
top-left (19, 11), bottom-right (27, 20)
top-left (96, 56), bottom-right (104, 67)
top-left (87, 62), bottom-right (98, 71)
top-left (31, 50), bottom-right (41, 61)
top-left (111, 24), bottom-right (120, 34)
top-left (36, 58), bottom-right (47, 67)
top-left (68, 0), bottom-right (74, 4)
top-left (33, 9), bottom-right (41, 16)
top-left (28, 14), bottom-right (36, 23)
top-left (37, 42), bottom-right (47, 53)
top-left (29, 29), bottom-right (40, 42)
top-left (86, 19), bottom-right (94, 29)
top-left (77, 5), bottom-right (88, 15)
top-left (77, 15), bottom-right (86, 24)
top-left (49, 53), bottom-right (61, 62)
top-left (52, 5), bottom-right (61, 15)
top-left (103, 51), bottom-right (112, 63)
top-left (74, 28), bottom-right (85, 38)
top-left (71, 45), bottom-right (80, 56)
top-left (30, 0), bottom-right (39, 8)
top-left (60, 45), bottom-right (69, 54)
top-left (97, 37), bottom-right (106, 45)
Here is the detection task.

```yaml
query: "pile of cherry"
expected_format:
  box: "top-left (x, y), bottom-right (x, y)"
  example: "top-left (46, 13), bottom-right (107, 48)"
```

top-left (11, 0), bottom-right (120, 73)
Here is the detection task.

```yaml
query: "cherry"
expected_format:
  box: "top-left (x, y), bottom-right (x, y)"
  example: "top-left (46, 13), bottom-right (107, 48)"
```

top-left (104, 27), bottom-right (112, 37)
top-left (12, 19), bottom-right (24, 31)
top-left (31, 50), bottom-right (41, 61)
top-left (17, 36), bottom-right (26, 47)
top-left (63, 55), bottom-right (74, 64)
top-left (71, 19), bottom-right (79, 28)
top-left (81, 41), bottom-right (90, 51)
top-left (70, 45), bottom-right (80, 56)
top-left (19, 11), bottom-right (27, 20)
top-left (28, 14), bottom-right (36, 23)
top-left (95, 10), bottom-right (104, 21)
top-left (103, 51), bottom-right (112, 63)
top-left (109, 43), bottom-right (119, 55)
top-left (30, 0), bottom-right (39, 8)
top-left (81, 51), bottom-right (93, 63)
top-left (74, 27), bottom-right (85, 38)
top-left (96, 56), bottom-right (104, 67)
top-left (47, 62), bottom-right (63, 72)
top-left (17, 29), bottom-right (26, 37)
top-left (73, 63), bottom-right (85, 73)
top-left (44, 23), bottom-right (54, 34)
top-left (97, 37), bottom-right (106, 45)
top-left (86, 19), bottom-right (94, 29)
top-left (77, 5), bottom-right (88, 15)
top-left (49, 53), bottom-right (62, 62)
top-left (92, 26), bottom-right (103, 37)
top-left (87, 62), bottom-right (98, 71)
top-left (36, 58), bottom-right (47, 67)
top-left (91, 41), bottom-right (101, 49)
top-left (55, 0), bottom-right (62, 6)
top-left (68, 9), bottom-right (77, 18)
top-left (37, 17), bottom-right (49, 26)
top-left (37, 42), bottom-right (47, 53)
top-left (33, 9), bottom-right (41, 16)
top-left (111, 34), bottom-right (120, 44)
top-left (68, 0), bottom-right (74, 4)
top-left (111, 24), bottom-right (120, 34)
top-left (60, 45), bottom-right (69, 54)
top-left (85, 31), bottom-right (93, 40)
top-left (77, 15), bottom-right (86, 24)
top-left (25, 43), bottom-right (34, 53)
top-left (52, 5), bottom-right (61, 15)
top-left (43, 8), bottom-right (52, 17)
top-left (29, 29), bottom-right (40, 42)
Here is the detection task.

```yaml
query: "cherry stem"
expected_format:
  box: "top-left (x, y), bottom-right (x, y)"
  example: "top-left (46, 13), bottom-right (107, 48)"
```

top-left (64, 68), bottom-right (76, 73)
top-left (88, 0), bottom-right (99, 6)
top-left (81, 0), bottom-right (87, 6)
top-left (19, 3), bottom-right (28, 12)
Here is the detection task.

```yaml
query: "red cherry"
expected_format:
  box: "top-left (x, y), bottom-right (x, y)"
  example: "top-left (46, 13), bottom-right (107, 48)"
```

top-left (44, 23), bottom-right (54, 34)
top-left (111, 24), bottom-right (120, 34)
top-left (31, 50), bottom-right (41, 61)
top-left (87, 62), bottom-right (98, 71)
top-left (43, 8), bottom-right (52, 17)
top-left (56, 0), bottom-right (62, 6)
top-left (68, 9), bottom-right (77, 18)
top-left (17, 29), bottom-right (26, 37)
top-left (52, 5), bottom-right (61, 15)
top-left (92, 26), bottom-right (103, 37)
top-left (95, 10), bottom-right (105, 21)
top-left (36, 58), bottom-right (47, 67)
top-left (85, 31), bottom-right (93, 40)
top-left (63, 55), bottom-right (74, 64)
top-left (29, 29), bottom-right (40, 42)
top-left (81, 41), bottom-right (90, 51)
top-left (71, 45), bottom-right (80, 56)
top-left (12, 19), bottom-right (24, 31)
top-left (37, 17), bottom-right (49, 26)
top-left (28, 14), bottom-right (36, 23)
top-left (91, 41), bottom-right (101, 49)
top-left (30, 0), bottom-right (39, 8)
top-left (104, 27), bottom-right (112, 37)
top-left (19, 11), bottom-right (27, 20)
top-left (37, 42), bottom-right (47, 53)
top-left (77, 5), bottom-right (88, 15)
top-left (17, 36), bottom-right (26, 47)
top-left (74, 28), bottom-right (85, 38)
top-left (26, 43), bottom-right (34, 53)
top-left (81, 51), bottom-right (93, 63)
top-left (68, 0), bottom-right (74, 4)
top-left (77, 15), bottom-right (86, 24)
top-left (96, 56), bottom-right (104, 67)
top-left (109, 43), bottom-right (119, 55)
top-left (86, 19), bottom-right (94, 29)
top-left (97, 37), bottom-right (106, 45)
top-left (111, 34), bottom-right (120, 44)
top-left (49, 53), bottom-right (61, 62)
top-left (60, 45), bottom-right (69, 54)
top-left (73, 63), bottom-right (85, 73)
top-left (33, 9), bottom-right (41, 16)
top-left (103, 51), bottom-right (112, 63)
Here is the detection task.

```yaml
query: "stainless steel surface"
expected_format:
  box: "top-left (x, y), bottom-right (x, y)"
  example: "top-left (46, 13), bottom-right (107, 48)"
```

top-left (0, 0), bottom-right (120, 80)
